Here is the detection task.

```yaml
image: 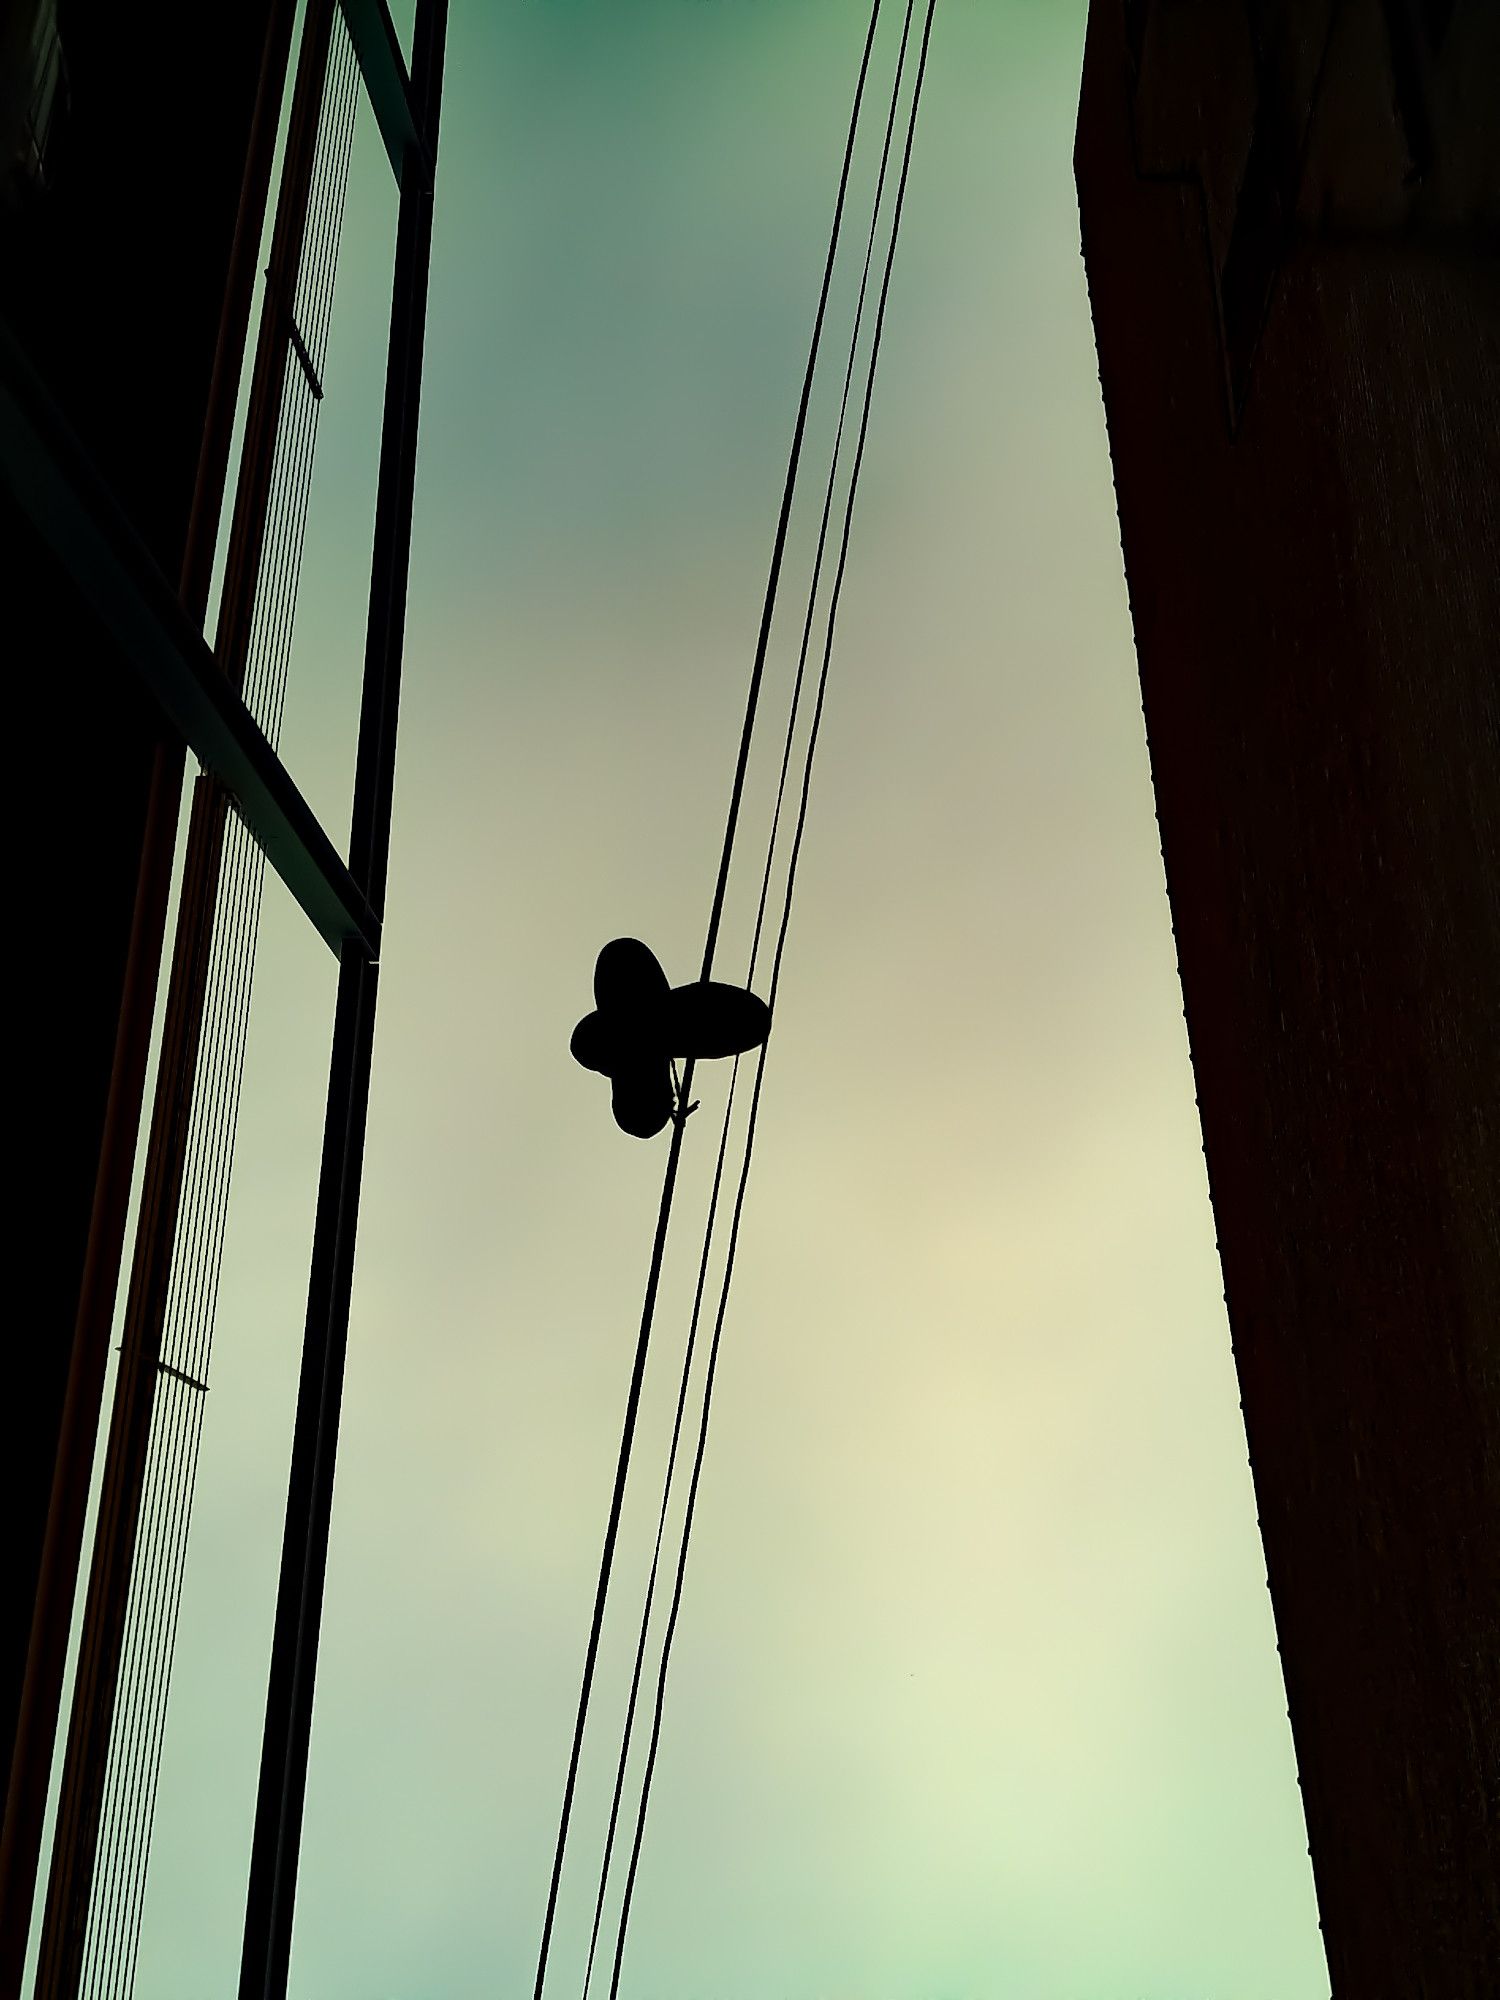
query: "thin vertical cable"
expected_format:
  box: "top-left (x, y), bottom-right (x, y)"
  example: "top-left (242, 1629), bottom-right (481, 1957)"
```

top-left (577, 7), bottom-right (921, 1986)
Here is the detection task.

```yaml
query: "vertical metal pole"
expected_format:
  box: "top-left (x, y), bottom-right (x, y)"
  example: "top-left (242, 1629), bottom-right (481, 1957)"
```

top-left (238, 6), bottom-right (446, 1995)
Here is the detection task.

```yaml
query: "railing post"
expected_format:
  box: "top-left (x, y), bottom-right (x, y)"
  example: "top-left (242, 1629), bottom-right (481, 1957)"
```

top-left (238, 5), bottom-right (447, 1993)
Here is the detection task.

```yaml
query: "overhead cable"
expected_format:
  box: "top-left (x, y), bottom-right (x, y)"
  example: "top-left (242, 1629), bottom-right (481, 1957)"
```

top-left (604, 7), bottom-right (940, 1989)
top-left (529, 6), bottom-right (887, 1995)
top-left (577, 3), bottom-right (924, 1988)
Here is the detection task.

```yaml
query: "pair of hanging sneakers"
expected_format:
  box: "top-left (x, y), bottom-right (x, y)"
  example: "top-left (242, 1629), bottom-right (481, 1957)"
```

top-left (569, 938), bottom-right (771, 1139)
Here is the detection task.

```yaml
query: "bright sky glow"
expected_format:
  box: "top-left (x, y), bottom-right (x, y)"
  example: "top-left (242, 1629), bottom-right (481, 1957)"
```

top-left (81, 5), bottom-right (1329, 1995)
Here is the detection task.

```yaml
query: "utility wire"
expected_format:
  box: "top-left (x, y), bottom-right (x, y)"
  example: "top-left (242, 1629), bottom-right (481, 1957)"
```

top-left (529, 6), bottom-right (886, 1995)
top-left (606, 9), bottom-right (939, 1992)
top-left (697, 0), bottom-right (886, 989)
top-left (577, 1069), bottom-right (740, 2000)
top-left (577, 5), bottom-right (921, 1987)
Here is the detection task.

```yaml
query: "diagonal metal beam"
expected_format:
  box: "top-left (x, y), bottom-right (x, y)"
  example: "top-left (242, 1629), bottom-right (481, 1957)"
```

top-left (0, 317), bottom-right (380, 961)
top-left (339, 0), bottom-right (428, 188)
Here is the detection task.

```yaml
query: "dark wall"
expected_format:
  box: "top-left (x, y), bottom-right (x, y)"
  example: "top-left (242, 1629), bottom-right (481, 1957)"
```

top-left (4, 0), bottom-right (278, 564)
top-left (1076, 3), bottom-right (1498, 1995)
top-left (5, 503), bottom-right (164, 1790)
top-left (2, 0), bottom-right (276, 1873)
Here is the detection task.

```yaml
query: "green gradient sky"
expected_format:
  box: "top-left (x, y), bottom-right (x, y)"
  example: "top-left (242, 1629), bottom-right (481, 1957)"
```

top-left (109, 2), bottom-right (1328, 1993)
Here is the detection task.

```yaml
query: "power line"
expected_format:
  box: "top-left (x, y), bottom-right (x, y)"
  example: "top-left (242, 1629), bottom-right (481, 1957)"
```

top-left (577, 3), bottom-right (924, 1987)
top-left (577, 1073), bottom-right (741, 2000)
top-left (604, 7), bottom-right (940, 1989)
top-left (529, 6), bottom-right (888, 1995)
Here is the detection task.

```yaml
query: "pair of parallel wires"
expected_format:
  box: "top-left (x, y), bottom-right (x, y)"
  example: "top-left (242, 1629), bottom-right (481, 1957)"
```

top-left (533, 3), bottom-right (939, 1993)
top-left (75, 22), bottom-right (363, 1997)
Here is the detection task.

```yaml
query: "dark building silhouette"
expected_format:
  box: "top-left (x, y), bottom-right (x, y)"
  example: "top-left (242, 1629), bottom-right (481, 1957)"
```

top-left (1076, 3), bottom-right (1498, 1995)
top-left (4, 3), bottom-right (290, 1980)
top-left (2, 3), bottom-right (448, 1995)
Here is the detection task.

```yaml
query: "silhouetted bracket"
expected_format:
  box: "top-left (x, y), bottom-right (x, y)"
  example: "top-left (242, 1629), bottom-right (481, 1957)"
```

top-left (339, 0), bottom-right (428, 189)
top-left (571, 938), bottom-right (772, 1140)
top-left (0, 315), bottom-right (380, 961)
